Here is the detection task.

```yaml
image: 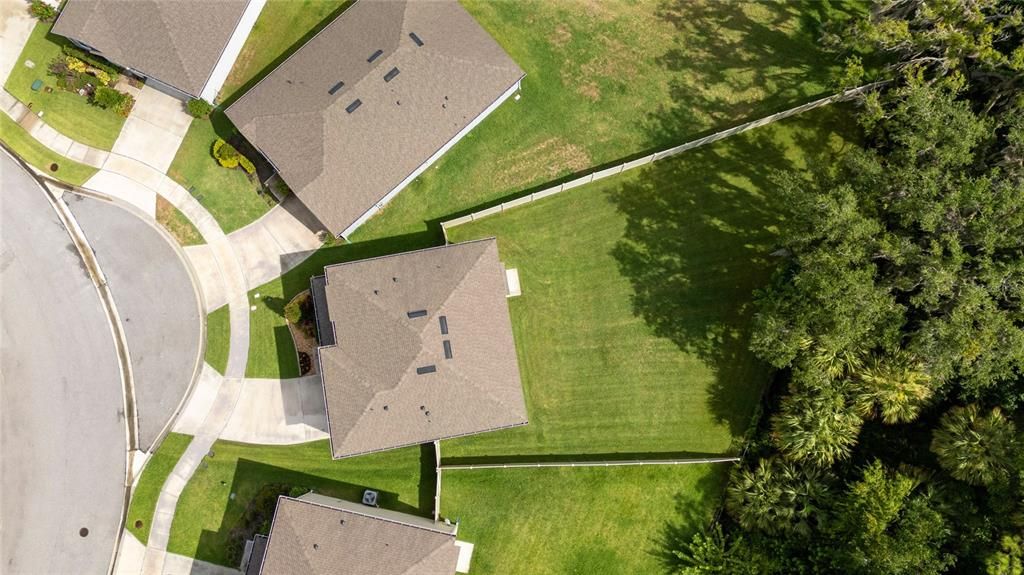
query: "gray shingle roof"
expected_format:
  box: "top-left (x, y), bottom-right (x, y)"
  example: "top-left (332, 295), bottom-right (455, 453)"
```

top-left (259, 494), bottom-right (459, 575)
top-left (318, 238), bottom-right (527, 459)
top-left (51, 0), bottom-right (249, 97)
top-left (225, 0), bottom-right (525, 235)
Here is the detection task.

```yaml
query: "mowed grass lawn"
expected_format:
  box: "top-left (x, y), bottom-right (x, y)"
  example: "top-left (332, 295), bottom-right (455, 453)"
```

top-left (167, 113), bottom-right (274, 234)
top-left (167, 440), bottom-right (427, 566)
top-left (443, 464), bottom-right (729, 575)
top-left (216, 0), bottom-right (352, 104)
top-left (244, 0), bottom-right (862, 378)
top-left (126, 433), bottom-right (193, 544)
top-left (0, 113), bottom-right (96, 186)
top-left (4, 23), bottom-right (125, 149)
top-left (204, 305), bottom-right (230, 375)
top-left (442, 106), bottom-right (861, 458)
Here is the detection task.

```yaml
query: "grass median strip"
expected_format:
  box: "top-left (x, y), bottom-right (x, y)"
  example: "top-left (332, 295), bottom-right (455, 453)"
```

top-left (204, 305), bottom-right (230, 375)
top-left (156, 196), bottom-right (203, 246)
top-left (0, 113), bottom-right (97, 186)
top-left (126, 433), bottom-right (193, 544)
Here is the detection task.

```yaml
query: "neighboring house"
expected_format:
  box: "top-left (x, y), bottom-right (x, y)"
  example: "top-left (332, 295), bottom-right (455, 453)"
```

top-left (244, 493), bottom-right (473, 575)
top-left (225, 0), bottom-right (525, 238)
top-left (51, 0), bottom-right (265, 101)
top-left (310, 238), bottom-right (527, 459)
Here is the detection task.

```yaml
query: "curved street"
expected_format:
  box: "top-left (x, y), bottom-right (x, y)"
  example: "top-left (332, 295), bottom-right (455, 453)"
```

top-left (0, 152), bottom-right (126, 574)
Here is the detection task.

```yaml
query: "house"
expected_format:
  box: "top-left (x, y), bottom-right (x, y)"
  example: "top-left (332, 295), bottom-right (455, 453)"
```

top-left (243, 493), bottom-right (474, 575)
top-left (51, 0), bottom-right (265, 101)
top-left (225, 0), bottom-right (525, 238)
top-left (310, 238), bottom-right (527, 459)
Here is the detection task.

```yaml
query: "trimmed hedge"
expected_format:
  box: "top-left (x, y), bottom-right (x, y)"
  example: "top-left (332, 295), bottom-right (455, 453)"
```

top-left (213, 138), bottom-right (256, 175)
top-left (187, 99), bottom-right (213, 118)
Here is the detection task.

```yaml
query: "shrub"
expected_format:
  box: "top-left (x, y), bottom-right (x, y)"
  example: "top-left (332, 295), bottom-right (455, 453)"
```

top-left (92, 86), bottom-right (134, 116)
top-left (212, 138), bottom-right (240, 168)
top-left (187, 99), bottom-right (213, 118)
top-left (29, 0), bottom-right (57, 22)
top-left (66, 57), bottom-right (87, 74)
top-left (284, 292), bottom-right (316, 338)
top-left (92, 69), bottom-right (111, 86)
top-left (238, 155), bottom-right (256, 175)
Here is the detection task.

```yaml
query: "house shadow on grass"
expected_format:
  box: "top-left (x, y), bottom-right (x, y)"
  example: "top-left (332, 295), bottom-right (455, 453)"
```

top-left (194, 447), bottom-right (437, 568)
top-left (609, 105), bottom-right (861, 441)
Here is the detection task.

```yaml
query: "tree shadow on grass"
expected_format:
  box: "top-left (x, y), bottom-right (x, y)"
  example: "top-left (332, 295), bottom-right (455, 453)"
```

top-left (609, 106), bottom-right (859, 442)
top-left (194, 455), bottom-right (435, 567)
top-left (649, 463), bottom-right (732, 572)
top-left (645, 0), bottom-right (861, 146)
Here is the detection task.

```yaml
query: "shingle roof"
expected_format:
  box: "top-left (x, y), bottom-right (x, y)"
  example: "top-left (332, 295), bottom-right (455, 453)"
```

top-left (225, 0), bottom-right (525, 235)
top-left (51, 0), bottom-right (249, 97)
top-left (318, 238), bottom-right (527, 459)
top-left (259, 494), bottom-right (459, 575)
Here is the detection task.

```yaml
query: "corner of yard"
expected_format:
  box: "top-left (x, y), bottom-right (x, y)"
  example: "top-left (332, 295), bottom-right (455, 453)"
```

top-left (4, 21), bottom-right (126, 150)
top-left (167, 440), bottom-right (428, 567)
top-left (127, 433), bottom-right (193, 544)
top-left (167, 111), bottom-right (275, 234)
top-left (0, 113), bottom-right (96, 185)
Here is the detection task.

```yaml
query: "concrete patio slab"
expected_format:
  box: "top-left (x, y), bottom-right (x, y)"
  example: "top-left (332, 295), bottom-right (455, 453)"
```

top-left (219, 375), bottom-right (329, 445)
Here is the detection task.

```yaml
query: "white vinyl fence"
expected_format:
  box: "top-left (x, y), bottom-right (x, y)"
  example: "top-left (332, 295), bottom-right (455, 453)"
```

top-left (441, 82), bottom-right (885, 236)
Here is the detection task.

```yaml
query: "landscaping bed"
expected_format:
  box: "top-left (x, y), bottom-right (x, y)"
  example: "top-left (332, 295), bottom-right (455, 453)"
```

top-left (4, 22), bottom-right (129, 149)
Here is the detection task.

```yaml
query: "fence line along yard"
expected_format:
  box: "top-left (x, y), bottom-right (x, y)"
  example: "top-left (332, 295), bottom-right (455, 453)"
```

top-left (438, 456), bottom-right (740, 471)
top-left (441, 82), bottom-right (886, 236)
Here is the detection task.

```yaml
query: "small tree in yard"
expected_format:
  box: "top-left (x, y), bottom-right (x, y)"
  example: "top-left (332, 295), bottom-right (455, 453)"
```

top-left (187, 99), bottom-right (213, 118)
top-left (29, 0), bottom-right (57, 22)
top-left (92, 86), bottom-right (134, 117)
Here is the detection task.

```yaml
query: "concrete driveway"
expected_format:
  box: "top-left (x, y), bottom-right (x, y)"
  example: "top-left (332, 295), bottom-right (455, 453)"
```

top-left (111, 84), bottom-right (193, 173)
top-left (0, 153), bottom-right (126, 574)
top-left (0, 0), bottom-right (35, 86)
top-left (67, 193), bottom-right (203, 451)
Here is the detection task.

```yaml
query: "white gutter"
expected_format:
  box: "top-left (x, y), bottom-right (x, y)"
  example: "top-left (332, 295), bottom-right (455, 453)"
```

top-left (199, 0), bottom-right (267, 103)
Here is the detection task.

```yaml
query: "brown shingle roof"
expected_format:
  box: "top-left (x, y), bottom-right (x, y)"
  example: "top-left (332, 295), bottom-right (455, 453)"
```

top-left (260, 494), bottom-right (459, 575)
top-left (225, 0), bottom-right (524, 236)
top-left (318, 238), bottom-right (527, 459)
top-left (51, 0), bottom-right (249, 97)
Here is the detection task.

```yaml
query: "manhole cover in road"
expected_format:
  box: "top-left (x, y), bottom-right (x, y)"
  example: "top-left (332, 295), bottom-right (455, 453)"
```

top-left (79, 527), bottom-right (89, 537)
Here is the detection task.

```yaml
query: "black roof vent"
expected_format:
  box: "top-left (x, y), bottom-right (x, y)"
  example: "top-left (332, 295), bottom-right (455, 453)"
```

top-left (346, 99), bottom-right (362, 114)
top-left (328, 81), bottom-right (344, 95)
top-left (407, 309), bottom-right (427, 319)
top-left (368, 49), bottom-right (384, 63)
top-left (383, 67), bottom-right (400, 82)
top-left (409, 32), bottom-right (423, 46)
top-left (443, 340), bottom-right (453, 359)
top-left (416, 365), bottom-right (437, 375)
top-left (439, 316), bottom-right (448, 335)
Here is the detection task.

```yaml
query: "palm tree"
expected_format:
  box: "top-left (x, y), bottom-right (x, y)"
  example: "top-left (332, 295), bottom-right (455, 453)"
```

top-left (854, 350), bottom-right (933, 424)
top-left (931, 404), bottom-right (1018, 486)
top-left (726, 456), bottom-right (832, 535)
top-left (773, 372), bottom-right (863, 467)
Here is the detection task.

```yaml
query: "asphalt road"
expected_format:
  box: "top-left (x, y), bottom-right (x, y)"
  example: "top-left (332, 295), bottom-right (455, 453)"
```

top-left (0, 153), bottom-right (126, 574)
top-left (67, 194), bottom-right (202, 451)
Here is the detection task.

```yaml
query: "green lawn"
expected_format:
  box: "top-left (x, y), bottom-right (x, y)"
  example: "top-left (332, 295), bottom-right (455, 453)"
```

top-left (156, 196), bottom-right (203, 246)
top-left (167, 440), bottom-right (428, 566)
top-left (0, 113), bottom-right (96, 186)
top-left (205, 305), bottom-right (230, 375)
top-left (441, 106), bottom-right (859, 458)
top-left (242, 0), bottom-right (862, 378)
top-left (127, 433), bottom-right (193, 544)
top-left (442, 464), bottom-right (729, 575)
top-left (217, 0), bottom-right (352, 105)
top-left (4, 22), bottom-right (126, 149)
top-left (167, 113), bottom-right (275, 234)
